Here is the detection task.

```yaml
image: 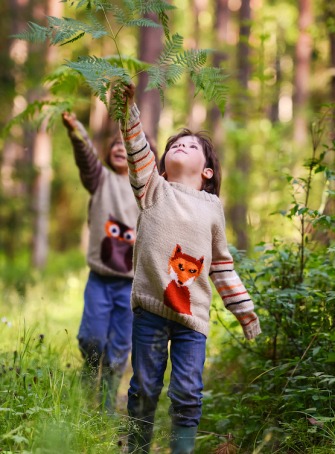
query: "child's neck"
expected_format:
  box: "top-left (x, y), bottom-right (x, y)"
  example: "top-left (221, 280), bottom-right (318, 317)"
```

top-left (167, 174), bottom-right (202, 192)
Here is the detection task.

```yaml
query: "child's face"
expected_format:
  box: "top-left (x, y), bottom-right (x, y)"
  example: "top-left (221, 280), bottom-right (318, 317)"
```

top-left (164, 136), bottom-right (206, 181)
top-left (109, 138), bottom-right (128, 175)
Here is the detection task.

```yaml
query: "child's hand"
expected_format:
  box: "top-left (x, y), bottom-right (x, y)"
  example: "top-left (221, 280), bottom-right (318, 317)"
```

top-left (113, 82), bottom-right (136, 112)
top-left (62, 111), bottom-right (77, 132)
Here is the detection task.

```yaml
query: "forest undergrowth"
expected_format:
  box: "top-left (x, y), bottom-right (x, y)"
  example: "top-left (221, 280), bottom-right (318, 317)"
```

top-left (1, 109), bottom-right (335, 453)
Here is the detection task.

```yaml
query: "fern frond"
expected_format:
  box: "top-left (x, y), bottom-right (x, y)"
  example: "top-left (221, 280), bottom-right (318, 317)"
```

top-left (59, 31), bottom-right (86, 46)
top-left (33, 101), bottom-right (73, 131)
top-left (138, 0), bottom-right (176, 14)
top-left (165, 64), bottom-right (184, 87)
top-left (190, 67), bottom-right (229, 115)
top-left (94, 2), bottom-right (118, 12)
top-left (110, 76), bottom-right (133, 122)
top-left (104, 55), bottom-right (151, 72)
top-left (47, 15), bottom-right (108, 44)
top-left (158, 33), bottom-right (183, 64)
top-left (85, 2), bottom-right (108, 38)
top-left (173, 48), bottom-right (214, 70)
top-left (64, 56), bottom-right (130, 107)
top-left (146, 66), bottom-right (166, 91)
top-left (114, 8), bottom-right (129, 25)
top-left (43, 67), bottom-right (83, 95)
top-left (125, 18), bottom-right (161, 28)
top-left (10, 22), bottom-right (52, 43)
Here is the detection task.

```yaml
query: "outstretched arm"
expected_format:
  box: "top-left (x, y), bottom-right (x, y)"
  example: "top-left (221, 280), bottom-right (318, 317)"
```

top-left (210, 204), bottom-right (261, 340)
top-left (117, 83), bottom-right (162, 210)
top-left (62, 112), bottom-right (103, 195)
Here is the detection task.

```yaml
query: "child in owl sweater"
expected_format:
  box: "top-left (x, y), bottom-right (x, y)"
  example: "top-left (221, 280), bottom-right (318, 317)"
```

top-left (117, 83), bottom-right (261, 454)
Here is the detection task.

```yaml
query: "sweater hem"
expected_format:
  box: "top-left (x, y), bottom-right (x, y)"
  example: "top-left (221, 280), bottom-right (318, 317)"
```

top-left (88, 261), bottom-right (134, 279)
top-left (132, 294), bottom-right (210, 338)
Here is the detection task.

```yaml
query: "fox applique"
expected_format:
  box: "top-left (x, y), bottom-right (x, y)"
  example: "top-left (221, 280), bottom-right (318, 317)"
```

top-left (163, 245), bottom-right (204, 315)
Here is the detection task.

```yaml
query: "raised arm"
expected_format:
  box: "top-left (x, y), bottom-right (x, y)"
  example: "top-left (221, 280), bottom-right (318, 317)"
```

top-left (62, 112), bottom-right (103, 195)
top-left (118, 84), bottom-right (162, 210)
top-left (210, 204), bottom-right (261, 340)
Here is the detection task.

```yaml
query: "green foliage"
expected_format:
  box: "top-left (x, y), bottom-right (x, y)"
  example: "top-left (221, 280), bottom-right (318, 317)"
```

top-left (8, 0), bottom-right (229, 127)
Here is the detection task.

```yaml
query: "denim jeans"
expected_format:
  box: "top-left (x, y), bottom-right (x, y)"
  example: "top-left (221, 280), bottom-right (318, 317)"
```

top-left (77, 270), bottom-right (133, 374)
top-left (128, 307), bottom-right (206, 428)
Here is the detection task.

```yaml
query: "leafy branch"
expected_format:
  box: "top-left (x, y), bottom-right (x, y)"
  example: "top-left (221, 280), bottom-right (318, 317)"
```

top-left (6, 0), bottom-right (230, 132)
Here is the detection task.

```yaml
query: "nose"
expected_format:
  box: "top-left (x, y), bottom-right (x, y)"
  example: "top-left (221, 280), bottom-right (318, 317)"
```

top-left (178, 280), bottom-right (183, 285)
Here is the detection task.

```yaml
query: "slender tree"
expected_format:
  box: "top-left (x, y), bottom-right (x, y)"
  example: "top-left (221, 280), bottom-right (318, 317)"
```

top-left (230, 0), bottom-right (251, 251)
top-left (32, 0), bottom-right (63, 268)
top-left (293, 0), bottom-right (313, 143)
top-left (136, 11), bottom-right (163, 142)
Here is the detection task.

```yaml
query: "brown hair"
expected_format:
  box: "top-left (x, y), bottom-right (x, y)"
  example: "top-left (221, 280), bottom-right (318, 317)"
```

top-left (106, 131), bottom-right (159, 171)
top-left (159, 128), bottom-right (221, 197)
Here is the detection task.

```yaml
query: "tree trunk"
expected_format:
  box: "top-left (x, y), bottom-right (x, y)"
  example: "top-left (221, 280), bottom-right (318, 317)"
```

top-left (32, 0), bottom-right (63, 268)
top-left (210, 0), bottom-right (230, 160)
top-left (293, 0), bottom-right (312, 143)
top-left (230, 0), bottom-right (251, 251)
top-left (136, 12), bottom-right (163, 142)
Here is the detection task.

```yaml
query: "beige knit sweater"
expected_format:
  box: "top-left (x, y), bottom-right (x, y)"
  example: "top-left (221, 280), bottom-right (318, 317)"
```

top-left (69, 121), bottom-right (138, 278)
top-left (120, 104), bottom-right (261, 340)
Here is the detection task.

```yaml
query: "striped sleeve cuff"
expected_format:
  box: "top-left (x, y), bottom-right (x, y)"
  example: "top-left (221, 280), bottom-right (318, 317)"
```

top-left (242, 317), bottom-right (261, 340)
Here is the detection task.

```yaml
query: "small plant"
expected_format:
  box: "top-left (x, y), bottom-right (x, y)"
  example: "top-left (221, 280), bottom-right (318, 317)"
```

top-left (5, 0), bottom-right (229, 135)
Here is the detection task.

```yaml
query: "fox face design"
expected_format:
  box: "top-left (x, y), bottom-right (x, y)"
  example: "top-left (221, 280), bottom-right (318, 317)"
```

top-left (100, 215), bottom-right (135, 273)
top-left (163, 245), bottom-right (204, 315)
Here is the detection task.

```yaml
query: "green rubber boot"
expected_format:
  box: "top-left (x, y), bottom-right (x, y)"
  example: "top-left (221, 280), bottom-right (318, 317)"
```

top-left (170, 425), bottom-right (198, 454)
top-left (100, 367), bottom-right (122, 414)
top-left (128, 422), bottom-right (154, 454)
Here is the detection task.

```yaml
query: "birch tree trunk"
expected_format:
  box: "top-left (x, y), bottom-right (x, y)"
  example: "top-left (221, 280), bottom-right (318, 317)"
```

top-left (32, 0), bottom-right (63, 268)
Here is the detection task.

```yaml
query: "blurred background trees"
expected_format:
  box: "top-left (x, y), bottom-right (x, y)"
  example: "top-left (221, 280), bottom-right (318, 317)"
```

top-left (0, 0), bottom-right (333, 278)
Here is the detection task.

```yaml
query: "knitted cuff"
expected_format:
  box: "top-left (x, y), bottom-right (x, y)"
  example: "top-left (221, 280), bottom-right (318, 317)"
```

top-left (120, 103), bottom-right (140, 129)
top-left (243, 318), bottom-right (262, 340)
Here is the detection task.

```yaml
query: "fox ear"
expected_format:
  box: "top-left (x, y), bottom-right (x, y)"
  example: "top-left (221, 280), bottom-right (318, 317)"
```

top-left (176, 244), bottom-right (182, 253)
top-left (199, 256), bottom-right (204, 264)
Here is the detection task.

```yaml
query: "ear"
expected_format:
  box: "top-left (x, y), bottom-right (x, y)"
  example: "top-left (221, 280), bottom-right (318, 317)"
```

top-left (176, 244), bottom-right (182, 253)
top-left (202, 168), bottom-right (213, 180)
top-left (161, 171), bottom-right (167, 179)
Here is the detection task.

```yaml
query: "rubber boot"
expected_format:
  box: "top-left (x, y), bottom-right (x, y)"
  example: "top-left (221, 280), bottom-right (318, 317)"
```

top-left (100, 367), bottom-right (122, 414)
top-left (170, 425), bottom-right (198, 454)
top-left (128, 421), bottom-right (154, 454)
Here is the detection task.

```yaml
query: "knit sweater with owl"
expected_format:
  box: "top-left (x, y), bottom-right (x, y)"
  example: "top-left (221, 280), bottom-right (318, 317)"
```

top-left (69, 121), bottom-right (138, 278)
top-left (120, 104), bottom-right (261, 340)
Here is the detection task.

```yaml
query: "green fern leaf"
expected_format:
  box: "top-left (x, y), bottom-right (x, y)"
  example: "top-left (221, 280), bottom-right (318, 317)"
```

top-left (64, 56), bottom-right (130, 107)
top-left (94, 3), bottom-right (117, 12)
top-left (173, 48), bottom-right (214, 70)
top-left (158, 33), bottom-right (183, 64)
top-left (146, 66), bottom-right (166, 91)
top-left (85, 2), bottom-right (108, 38)
top-left (165, 64), bottom-right (184, 87)
top-left (190, 67), bottom-right (229, 115)
top-left (10, 22), bottom-right (52, 43)
top-left (125, 18), bottom-right (161, 28)
top-left (104, 55), bottom-right (151, 72)
top-left (43, 67), bottom-right (83, 95)
top-left (59, 31), bottom-right (85, 46)
top-left (114, 8), bottom-right (129, 25)
top-left (138, 0), bottom-right (176, 14)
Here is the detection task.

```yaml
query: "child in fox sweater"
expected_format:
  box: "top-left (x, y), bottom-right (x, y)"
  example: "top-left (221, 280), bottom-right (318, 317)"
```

top-left (118, 83), bottom-right (261, 454)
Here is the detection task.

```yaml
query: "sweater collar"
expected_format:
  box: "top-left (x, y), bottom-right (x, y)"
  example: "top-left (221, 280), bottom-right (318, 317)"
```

top-left (168, 181), bottom-right (215, 201)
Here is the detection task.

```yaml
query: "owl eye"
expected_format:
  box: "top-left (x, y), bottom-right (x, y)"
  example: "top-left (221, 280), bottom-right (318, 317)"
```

top-left (123, 230), bottom-right (135, 244)
top-left (108, 223), bottom-right (120, 238)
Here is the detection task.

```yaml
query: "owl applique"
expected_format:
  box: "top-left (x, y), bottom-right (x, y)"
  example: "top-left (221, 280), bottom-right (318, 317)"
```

top-left (100, 215), bottom-right (136, 273)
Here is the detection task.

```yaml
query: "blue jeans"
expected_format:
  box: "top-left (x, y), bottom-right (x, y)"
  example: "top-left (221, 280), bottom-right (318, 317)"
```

top-left (128, 307), bottom-right (206, 428)
top-left (77, 271), bottom-right (133, 374)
